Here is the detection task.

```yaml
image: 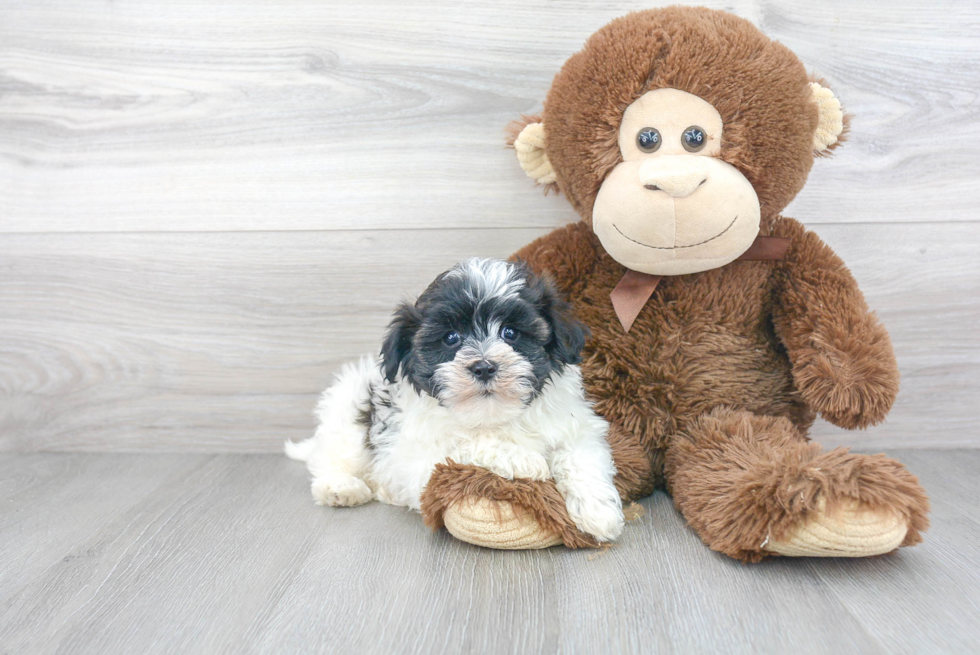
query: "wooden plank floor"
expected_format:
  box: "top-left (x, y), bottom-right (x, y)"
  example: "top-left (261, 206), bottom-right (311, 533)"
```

top-left (1, 449), bottom-right (977, 654)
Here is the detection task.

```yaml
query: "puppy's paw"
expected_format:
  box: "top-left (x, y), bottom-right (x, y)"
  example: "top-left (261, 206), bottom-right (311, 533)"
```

top-left (311, 475), bottom-right (373, 507)
top-left (509, 450), bottom-right (551, 481)
top-left (565, 496), bottom-right (625, 543)
top-left (466, 447), bottom-right (550, 481)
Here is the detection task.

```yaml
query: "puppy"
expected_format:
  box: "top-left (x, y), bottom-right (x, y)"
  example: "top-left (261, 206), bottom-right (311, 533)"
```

top-left (286, 258), bottom-right (624, 542)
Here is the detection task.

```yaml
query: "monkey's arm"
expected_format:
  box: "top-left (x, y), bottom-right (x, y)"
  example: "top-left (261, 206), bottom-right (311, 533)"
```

top-left (771, 218), bottom-right (899, 429)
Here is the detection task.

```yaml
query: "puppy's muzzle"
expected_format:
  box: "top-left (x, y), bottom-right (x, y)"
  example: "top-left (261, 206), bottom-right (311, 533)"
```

top-left (469, 360), bottom-right (497, 382)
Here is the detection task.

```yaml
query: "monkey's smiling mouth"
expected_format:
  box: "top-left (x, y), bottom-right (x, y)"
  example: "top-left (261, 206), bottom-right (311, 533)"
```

top-left (613, 215), bottom-right (739, 250)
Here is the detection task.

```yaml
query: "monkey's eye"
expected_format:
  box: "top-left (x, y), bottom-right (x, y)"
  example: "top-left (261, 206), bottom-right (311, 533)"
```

top-left (500, 326), bottom-right (518, 342)
top-left (443, 331), bottom-right (461, 346)
top-left (682, 126), bottom-right (707, 152)
top-left (636, 128), bottom-right (662, 153)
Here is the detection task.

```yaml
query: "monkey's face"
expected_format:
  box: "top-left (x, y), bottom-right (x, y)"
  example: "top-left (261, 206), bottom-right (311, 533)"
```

top-left (511, 7), bottom-right (848, 277)
top-left (591, 89), bottom-right (761, 276)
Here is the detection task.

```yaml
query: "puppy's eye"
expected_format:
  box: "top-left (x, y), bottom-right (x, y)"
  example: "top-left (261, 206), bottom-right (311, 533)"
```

top-left (500, 326), bottom-right (518, 342)
top-left (682, 126), bottom-right (707, 152)
top-left (636, 127), bottom-right (661, 153)
top-left (443, 331), bottom-right (461, 346)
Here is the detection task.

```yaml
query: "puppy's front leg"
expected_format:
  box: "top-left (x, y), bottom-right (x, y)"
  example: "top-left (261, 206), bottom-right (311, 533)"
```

top-left (550, 437), bottom-right (624, 543)
top-left (371, 445), bottom-right (453, 511)
top-left (457, 440), bottom-right (550, 482)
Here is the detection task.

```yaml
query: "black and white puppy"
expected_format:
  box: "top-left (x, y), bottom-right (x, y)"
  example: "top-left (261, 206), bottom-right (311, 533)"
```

top-left (286, 258), bottom-right (624, 542)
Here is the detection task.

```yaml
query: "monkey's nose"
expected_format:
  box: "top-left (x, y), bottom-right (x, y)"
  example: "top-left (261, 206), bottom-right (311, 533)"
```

top-left (641, 174), bottom-right (706, 197)
top-left (638, 158), bottom-right (708, 198)
top-left (469, 360), bottom-right (497, 382)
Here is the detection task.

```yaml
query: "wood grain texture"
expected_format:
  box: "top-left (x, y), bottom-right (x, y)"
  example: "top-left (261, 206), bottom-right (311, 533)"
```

top-left (2, 3), bottom-right (977, 649)
top-left (0, 228), bottom-right (550, 451)
top-left (0, 454), bottom-right (211, 609)
top-left (1, 222), bottom-right (977, 452)
top-left (1, 0), bottom-right (978, 453)
top-left (0, 450), bottom-right (976, 654)
top-left (1, 0), bottom-right (978, 232)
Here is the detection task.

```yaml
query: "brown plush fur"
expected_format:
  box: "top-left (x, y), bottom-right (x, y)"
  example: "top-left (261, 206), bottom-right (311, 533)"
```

top-left (421, 460), bottom-right (600, 549)
top-left (665, 407), bottom-right (928, 562)
top-left (544, 7), bottom-right (820, 230)
top-left (419, 7), bottom-right (930, 559)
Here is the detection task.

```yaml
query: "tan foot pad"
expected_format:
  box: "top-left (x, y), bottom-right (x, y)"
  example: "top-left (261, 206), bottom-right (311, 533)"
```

top-left (765, 498), bottom-right (909, 557)
top-left (443, 498), bottom-right (563, 550)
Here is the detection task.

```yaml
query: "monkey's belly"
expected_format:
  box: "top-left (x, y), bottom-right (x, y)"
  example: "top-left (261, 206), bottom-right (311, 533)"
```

top-left (582, 325), bottom-right (812, 461)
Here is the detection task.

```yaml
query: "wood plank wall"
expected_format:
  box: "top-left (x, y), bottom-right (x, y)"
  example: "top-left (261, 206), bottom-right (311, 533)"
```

top-left (2, 0), bottom-right (978, 452)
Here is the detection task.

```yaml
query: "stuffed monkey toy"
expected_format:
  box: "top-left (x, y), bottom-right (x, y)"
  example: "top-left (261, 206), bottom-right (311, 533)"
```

top-left (420, 6), bottom-right (929, 561)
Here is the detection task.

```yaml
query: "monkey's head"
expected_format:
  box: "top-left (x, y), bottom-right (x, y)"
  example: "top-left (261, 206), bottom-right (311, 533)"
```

top-left (512, 7), bottom-right (847, 275)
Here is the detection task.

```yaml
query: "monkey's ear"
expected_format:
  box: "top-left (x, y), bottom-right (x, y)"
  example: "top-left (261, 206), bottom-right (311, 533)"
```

top-left (809, 81), bottom-right (848, 154)
top-left (507, 118), bottom-right (557, 186)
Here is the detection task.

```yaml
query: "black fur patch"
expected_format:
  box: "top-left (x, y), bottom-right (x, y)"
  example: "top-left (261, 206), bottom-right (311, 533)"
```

top-left (365, 383), bottom-right (398, 452)
top-left (358, 383), bottom-right (377, 452)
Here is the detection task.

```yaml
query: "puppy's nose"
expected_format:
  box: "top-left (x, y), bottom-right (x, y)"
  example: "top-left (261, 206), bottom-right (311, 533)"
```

top-left (469, 360), bottom-right (497, 382)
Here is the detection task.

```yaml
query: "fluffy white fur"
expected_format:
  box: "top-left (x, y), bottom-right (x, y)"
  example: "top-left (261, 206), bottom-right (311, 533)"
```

top-left (286, 357), bottom-right (624, 542)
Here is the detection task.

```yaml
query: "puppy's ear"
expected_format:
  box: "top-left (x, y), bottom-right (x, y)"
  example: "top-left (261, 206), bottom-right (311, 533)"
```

top-left (548, 300), bottom-right (588, 366)
top-left (380, 302), bottom-right (422, 383)
top-left (522, 266), bottom-right (589, 366)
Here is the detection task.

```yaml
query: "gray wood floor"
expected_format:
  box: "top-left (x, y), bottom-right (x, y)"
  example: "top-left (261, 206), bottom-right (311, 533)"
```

top-left (1, 449), bottom-right (977, 654)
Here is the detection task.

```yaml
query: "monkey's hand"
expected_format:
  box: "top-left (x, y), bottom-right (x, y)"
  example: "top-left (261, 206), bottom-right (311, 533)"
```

top-left (772, 219), bottom-right (900, 430)
top-left (789, 313), bottom-right (899, 429)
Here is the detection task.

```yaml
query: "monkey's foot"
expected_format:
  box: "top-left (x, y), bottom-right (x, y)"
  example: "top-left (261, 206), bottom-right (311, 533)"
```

top-left (420, 461), bottom-right (600, 550)
top-left (764, 497), bottom-right (908, 557)
top-left (443, 498), bottom-right (563, 550)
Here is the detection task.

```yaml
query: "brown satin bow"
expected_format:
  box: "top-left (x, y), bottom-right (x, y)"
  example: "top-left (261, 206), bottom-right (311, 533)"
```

top-left (610, 236), bottom-right (791, 332)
